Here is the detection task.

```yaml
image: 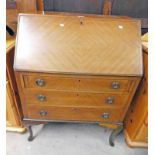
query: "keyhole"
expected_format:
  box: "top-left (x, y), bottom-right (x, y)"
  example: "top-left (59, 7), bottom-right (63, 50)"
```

top-left (130, 119), bottom-right (133, 123)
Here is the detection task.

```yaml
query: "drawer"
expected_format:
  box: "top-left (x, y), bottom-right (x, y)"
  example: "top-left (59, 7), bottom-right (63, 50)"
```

top-left (25, 90), bottom-right (128, 107)
top-left (22, 74), bottom-right (133, 92)
top-left (27, 105), bottom-right (124, 122)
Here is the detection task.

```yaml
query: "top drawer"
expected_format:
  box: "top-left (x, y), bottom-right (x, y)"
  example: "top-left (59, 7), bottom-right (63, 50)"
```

top-left (22, 74), bottom-right (133, 92)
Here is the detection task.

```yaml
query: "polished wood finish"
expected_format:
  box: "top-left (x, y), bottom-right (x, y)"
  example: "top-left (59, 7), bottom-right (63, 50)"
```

top-left (134, 123), bottom-right (148, 142)
top-left (103, 0), bottom-right (112, 15)
top-left (99, 122), bottom-right (121, 129)
top-left (124, 33), bottom-right (148, 148)
top-left (6, 38), bottom-right (26, 133)
top-left (14, 15), bottom-right (142, 144)
top-left (27, 105), bottom-right (124, 122)
top-left (6, 8), bottom-right (17, 25)
top-left (6, 38), bottom-right (16, 53)
top-left (6, 81), bottom-right (26, 133)
top-left (6, 8), bottom-right (18, 39)
top-left (7, 39), bottom-right (21, 116)
top-left (124, 129), bottom-right (148, 148)
top-left (15, 71), bottom-right (140, 122)
top-left (14, 14), bottom-right (142, 76)
top-left (6, 81), bottom-right (20, 127)
top-left (37, 0), bottom-right (44, 12)
top-left (24, 90), bottom-right (129, 107)
top-left (22, 73), bottom-right (135, 92)
top-left (16, 0), bottom-right (37, 13)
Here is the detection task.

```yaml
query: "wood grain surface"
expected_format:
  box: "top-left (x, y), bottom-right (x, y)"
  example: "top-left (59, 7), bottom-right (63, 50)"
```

top-left (24, 90), bottom-right (129, 107)
top-left (6, 39), bottom-right (26, 132)
top-left (6, 81), bottom-right (20, 127)
top-left (15, 71), bottom-right (140, 122)
top-left (26, 105), bottom-right (125, 122)
top-left (16, 0), bottom-right (37, 13)
top-left (124, 33), bottom-right (148, 147)
top-left (22, 73), bottom-right (135, 92)
top-left (14, 14), bottom-right (142, 128)
top-left (14, 14), bottom-right (143, 76)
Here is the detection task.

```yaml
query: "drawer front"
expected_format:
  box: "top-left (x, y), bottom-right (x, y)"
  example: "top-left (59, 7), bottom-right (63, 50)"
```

top-left (27, 105), bottom-right (124, 122)
top-left (25, 90), bottom-right (128, 107)
top-left (23, 74), bottom-right (132, 92)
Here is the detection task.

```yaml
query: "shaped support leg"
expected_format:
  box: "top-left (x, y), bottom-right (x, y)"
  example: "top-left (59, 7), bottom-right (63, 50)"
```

top-left (109, 125), bottom-right (123, 146)
top-left (28, 125), bottom-right (33, 141)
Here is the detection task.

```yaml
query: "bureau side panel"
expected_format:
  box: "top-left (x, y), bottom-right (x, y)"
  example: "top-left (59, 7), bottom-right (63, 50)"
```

top-left (122, 77), bottom-right (141, 119)
top-left (15, 71), bottom-right (28, 117)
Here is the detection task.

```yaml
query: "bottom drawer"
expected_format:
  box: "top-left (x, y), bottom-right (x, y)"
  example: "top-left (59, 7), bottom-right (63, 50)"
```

top-left (27, 105), bottom-right (124, 122)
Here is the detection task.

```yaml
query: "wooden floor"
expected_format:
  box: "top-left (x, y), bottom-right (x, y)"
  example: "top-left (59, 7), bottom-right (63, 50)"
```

top-left (6, 123), bottom-right (147, 155)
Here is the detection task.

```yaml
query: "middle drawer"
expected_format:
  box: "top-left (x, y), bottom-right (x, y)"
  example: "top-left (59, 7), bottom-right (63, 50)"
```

top-left (24, 90), bottom-right (128, 107)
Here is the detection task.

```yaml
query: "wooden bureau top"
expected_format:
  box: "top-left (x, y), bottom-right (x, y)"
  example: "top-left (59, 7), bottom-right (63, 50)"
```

top-left (14, 14), bottom-right (143, 76)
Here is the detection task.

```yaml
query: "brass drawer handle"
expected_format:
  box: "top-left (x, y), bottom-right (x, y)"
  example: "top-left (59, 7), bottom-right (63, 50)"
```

top-left (106, 97), bottom-right (114, 104)
top-left (111, 82), bottom-right (120, 89)
top-left (102, 113), bottom-right (110, 119)
top-left (37, 95), bottom-right (46, 102)
top-left (36, 79), bottom-right (45, 86)
top-left (39, 110), bottom-right (48, 116)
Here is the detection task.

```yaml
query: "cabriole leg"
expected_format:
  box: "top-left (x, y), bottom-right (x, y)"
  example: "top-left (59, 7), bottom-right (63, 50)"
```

top-left (109, 125), bottom-right (123, 147)
top-left (28, 125), bottom-right (33, 141)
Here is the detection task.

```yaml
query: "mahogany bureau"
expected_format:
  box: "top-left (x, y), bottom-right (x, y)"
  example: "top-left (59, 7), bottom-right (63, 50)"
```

top-left (14, 14), bottom-right (143, 146)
